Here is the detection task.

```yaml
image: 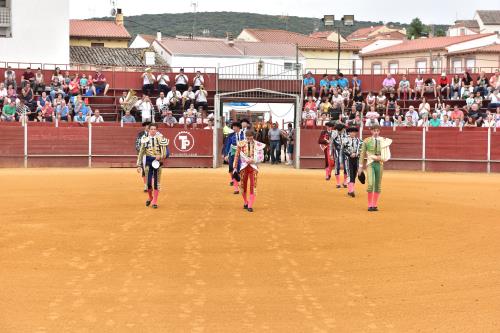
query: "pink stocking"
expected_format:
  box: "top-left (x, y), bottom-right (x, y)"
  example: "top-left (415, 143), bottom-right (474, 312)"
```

top-left (233, 180), bottom-right (239, 192)
top-left (248, 194), bottom-right (256, 208)
top-left (367, 192), bottom-right (374, 207)
top-left (242, 192), bottom-right (248, 205)
top-left (343, 173), bottom-right (348, 185)
top-left (335, 175), bottom-right (340, 185)
top-left (152, 190), bottom-right (159, 205)
top-left (373, 192), bottom-right (380, 207)
top-left (147, 189), bottom-right (153, 201)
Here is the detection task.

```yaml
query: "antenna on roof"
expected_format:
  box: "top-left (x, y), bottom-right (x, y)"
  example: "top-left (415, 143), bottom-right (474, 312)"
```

top-left (110, 0), bottom-right (117, 17)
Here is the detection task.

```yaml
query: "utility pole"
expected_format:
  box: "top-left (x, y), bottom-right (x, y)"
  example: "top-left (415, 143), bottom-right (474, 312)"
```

top-left (191, 1), bottom-right (198, 37)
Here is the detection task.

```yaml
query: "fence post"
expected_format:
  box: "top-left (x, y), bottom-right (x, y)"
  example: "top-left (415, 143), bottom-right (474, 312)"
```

top-left (422, 126), bottom-right (426, 172)
top-left (487, 127), bottom-right (491, 174)
top-left (88, 123), bottom-right (92, 168)
top-left (24, 118), bottom-right (28, 168)
top-left (295, 95), bottom-right (301, 169)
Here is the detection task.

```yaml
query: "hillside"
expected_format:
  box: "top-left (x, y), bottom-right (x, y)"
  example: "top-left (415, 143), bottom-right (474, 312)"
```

top-left (91, 11), bottom-right (447, 40)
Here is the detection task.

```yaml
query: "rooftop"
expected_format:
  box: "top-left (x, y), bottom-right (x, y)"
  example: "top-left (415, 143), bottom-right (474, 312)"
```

top-left (70, 19), bottom-right (131, 39)
top-left (70, 46), bottom-right (166, 67)
top-left (476, 10), bottom-right (500, 25)
top-left (347, 25), bottom-right (385, 40)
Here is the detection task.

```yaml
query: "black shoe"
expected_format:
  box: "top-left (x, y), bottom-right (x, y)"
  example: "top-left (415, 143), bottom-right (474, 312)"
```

top-left (146, 200), bottom-right (151, 207)
top-left (152, 204), bottom-right (158, 209)
top-left (343, 184), bottom-right (348, 188)
top-left (372, 207), bottom-right (378, 211)
top-left (347, 192), bottom-right (354, 197)
top-left (247, 208), bottom-right (254, 212)
top-left (234, 190), bottom-right (239, 195)
top-left (230, 181), bottom-right (234, 186)
top-left (336, 185), bottom-right (341, 189)
top-left (143, 189), bottom-right (148, 193)
top-left (243, 204), bottom-right (248, 209)
top-left (368, 207), bottom-right (374, 211)
top-left (351, 192), bottom-right (356, 197)
top-left (326, 176), bottom-right (331, 181)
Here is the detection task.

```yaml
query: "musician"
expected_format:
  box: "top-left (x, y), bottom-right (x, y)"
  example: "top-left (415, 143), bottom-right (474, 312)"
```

top-left (137, 95), bottom-right (154, 123)
top-left (166, 86), bottom-right (182, 111)
top-left (342, 127), bottom-right (362, 197)
top-left (223, 121), bottom-right (244, 194)
top-left (156, 91), bottom-right (169, 118)
top-left (192, 71), bottom-right (204, 92)
top-left (119, 91), bottom-right (128, 111)
top-left (175, 68), bottom-right (189, 93)
top-left (157, 69), bottom-right (170, 95)
top-left (136, 123), bottom-right (170, 209)
top-left (136, 122), bottom-right (151, 192)
top-left (141, 68), bottom-right (156, 96)
top-left (331, 123), bottom-right (348, 188)
top-left (233, 130), bottom-right (266, 212)
top-left (181, 86), bottom-right (195, 110)
top-left (358, 123), bottom-right (392, 211)
top-left (318, 122), bottom-right (335, 180)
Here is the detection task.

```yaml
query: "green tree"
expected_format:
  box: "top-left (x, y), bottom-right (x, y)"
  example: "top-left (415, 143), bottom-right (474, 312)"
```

top-left (407, 18), bottom-right (429, 39)
top-left (435, 27), bottom-right (446, 37)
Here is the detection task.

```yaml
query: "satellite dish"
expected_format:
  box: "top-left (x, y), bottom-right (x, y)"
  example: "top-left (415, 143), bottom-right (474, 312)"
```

top-left (110, 8), bottom-right (117, 17)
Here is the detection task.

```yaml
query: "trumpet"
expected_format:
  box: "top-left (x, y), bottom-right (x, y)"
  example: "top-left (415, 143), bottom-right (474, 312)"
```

top-left (122, 89), bottom-right (139, 113)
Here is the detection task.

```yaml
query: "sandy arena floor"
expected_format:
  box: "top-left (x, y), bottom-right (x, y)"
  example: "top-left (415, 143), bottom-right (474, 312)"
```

top-left (0, 166), bottom-right (499, 332)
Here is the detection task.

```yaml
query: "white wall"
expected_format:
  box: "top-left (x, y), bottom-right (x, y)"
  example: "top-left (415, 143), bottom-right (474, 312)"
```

top-left (130, 36), bottom-right (150, 49)
top-left (171, 55), bottom-right (303, 72)
top-left (360, 40), bottom-right (403, 54)
top-left (0, 0), bottom-right (69, 66)
top-left (447, 34), bottom-right (499, 53)
top-left (447, 27), bottom-right (477, 37)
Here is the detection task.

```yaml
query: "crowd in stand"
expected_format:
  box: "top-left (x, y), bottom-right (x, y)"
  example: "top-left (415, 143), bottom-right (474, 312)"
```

top-left (302, 70), bottom-right (500, 129)
top-left (1, 66), bottom-right (110, 123)
top-left (131, 68), bottom-right (213, 127)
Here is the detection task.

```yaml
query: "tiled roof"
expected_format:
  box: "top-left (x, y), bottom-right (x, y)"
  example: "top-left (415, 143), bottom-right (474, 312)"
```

top-left (241, 29), bottom-right (359, 50)
top-left (309, 31), bottom-right (332, 39)
top-left (70, 46), bottom-right (166, 67)
top-left (347, 25), bottom-right (384, 40)
top-left (476, 10), bottom-right (500, 25)
top-left (453, 20), bottom-right (480, 29)
top-left (157, 38), bottom-right (302, 57)
top-left (448, 43), bottom-right (500, 55)
top-left (362, 34), bottom-right (494, 56)
top-left (70, 19), bottom-right (131, 39)
top-left (138, 34), bottom-right (156, 45)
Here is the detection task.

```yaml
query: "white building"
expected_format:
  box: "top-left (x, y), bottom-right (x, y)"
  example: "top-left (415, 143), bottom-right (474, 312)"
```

top-left (152, 37), bottom-right (305, 73)
top-left (0, 0), bottom-right (69, 66)
top-left (448, 10), bottom-right (500, 36)
top-left (129, 33), bottom-right (156, 49)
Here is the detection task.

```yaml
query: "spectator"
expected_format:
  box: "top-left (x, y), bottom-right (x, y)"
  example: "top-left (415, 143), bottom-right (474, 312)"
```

top-left (397, 75), bottom-right (411, 100)
top-left (17, 99), bottom-right (32, 122)
top-left (450, 74), bottom-right (461, 99)
top-left (392, 106), bottom-right (403, 123)
top-left (36, 91), bottom-right (50, 111)
top-left (1, 100), bottom-right (16, 122)
top-left (429, 113), bottom-right (441, 127)
top-left (463, 117), bottom-right (476, 127)
top-left (438, 73), bottom-right (450, 98)
top-left (304, 95), bottom-right (317, 113)
top-left (375, 90), bottom-right (386, 115)
top-left (450, 105), bottom-right (464, 122)
top-left (474, 91), bottom-right (483, 106)
top-left (482, 113), bottom-right (496, 128)
top-left (319, 74), bottom-right (330, 98)
top-left (118, 91), bottom-right (128, 113)
top-left (68, 76), bottom-right (80, 97)
top-left (52, 93), bottom-right (64, 108)
top-left (380, 115), bottom-right (393, 127)
top-left (319, 96), bottom-right (332, 116)
top-left (414, 74), bottom-right (424, 100)
top-left (182, 85), bottom-right (195, 109)
top-left (405, 106), bottom-right (419, 126)
top-left (163, 110), bottom-right (178, 127)
top-left (352, 90), bottom-right (365, 114)
top-left (495, 107), bottom-right (500, 127)
top-left (466, 93), bottom-right (475, 108)
top-left (424, 76), bottom-right (437, 98)
top-left (21, 67), bottom-right (35, 88)
top-left (4, 66), bottom-right (16, 89)
top-left (0, 82), bottom-right (7, 105)
top-left (489, 70), bottom-right (499, 92)
top-left (418, 113), bottom-right (430, 127)
top-left (317, 112), bottom-right (330, 127)
top-left (351, 74), bottom-right (361, 96)
top-left (285, 123), bottom-right (294, 165)
top-left (337, 73), bottom-right (349, 90)
top-left (194, 85), bottom-right (208, 110)
top-left (475, 71), bottom-right (489, 97)
top-left (74, 111), bottom-right (87, 124)
top-left (49, 77), bottom-right (65, 100)
top-left (330, 90), bottom-right (344, 120)
top-left (418, 97), bottom-right (431, 119)
top-left (62, 71), bottom-right (71, 91)
top-left (179, 105), bottom-right (197, 125)
top-left (365, 106), bottom-right (380, 127)
top-left (175, 68), bottom-right (189, 93)
top-left (329, 74), bottom-right (338, 94)
top-left (6, 84), bottom-right (18, 104)
top-left (460, 72), bottom-right (473, 98)
top-left (488, 89), bottom-right (499, 109)
top-left (157, 69), bottom-right (170, 95)
top-left (21, 82), bottom-right (34, 107)
top-left (90, 109), bottom-right (104, 123)
top-left (268, 122), bottom-right (282, 164)
top-left (122, 109), bottom-right (136, 123)
top-left (394, 115), bottom-right (404, 127)
top-left (33, 68), bottom-right (45, 94)
top-left (386, 92), bottom-right (397, 114)
top-left (440, 114), bottom-right (452, 127)
top-left (303, 71), bottom-right (316, 97)
top-left (365, 91), bottom-right (376, 110)
top-left (51, 67), bottom-right (64, 83)
top-left (141, 68), bottom-right (156, 96)
top-left (192, 71), bottom-right (204, 92)
top-left (341, 87), bottom-right (350, 101)
top-left (204, 118), bottom-right (214, 130)
top-left (166, 86), bottom-right (182, 111)
top-left (302, 107), bottom-right (316, 128)
top-left (73, 94), bottom-right (91, 118)
top-left (451, 118), bottom-right (462, 128)
top-left (56, 100), bottom-right (71, 122)
top-left (79, 73), bottom-right (88, 94)
top-left (41, 102), bottom-right (54, 122)
top-left (137, 95), bottom-right (153, 123)
top-left (467, 103), bottom-right (482, 121)
top-left (85, 75), bottom-right (96, 96)
top-left (404, 115), bottom-right (415, 127)
top-left (93, 69), bottom-right (110, 95)
top-left (381, 74), bottom-right (396, 94)
top-left (156, 91), bottom-right (169, 117)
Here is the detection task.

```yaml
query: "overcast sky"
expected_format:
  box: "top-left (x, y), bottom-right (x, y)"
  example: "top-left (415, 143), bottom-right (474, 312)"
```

top-left (70, 0), bottom-right (498, 25)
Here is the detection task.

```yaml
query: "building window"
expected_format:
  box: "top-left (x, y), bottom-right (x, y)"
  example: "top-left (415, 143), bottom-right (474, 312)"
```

top-left (0, 0), bottom-right (11, 38)
top-left (466, 58), bottom-right (476, 72)
top-left (432, 58), bottom-right (442, 74)
top-left (388, 62), bottom-right (398, 74)
top-left (372, 63), bottom-right (382, 74)
top-left (91, 42), bottom-right (105, 48)
top-left (416, 60), bottom-right (426, 74)
top-left (452, 59), bottom-right (462, 73)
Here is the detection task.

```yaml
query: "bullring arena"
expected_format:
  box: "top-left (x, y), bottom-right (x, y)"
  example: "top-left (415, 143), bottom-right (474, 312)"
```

top-left (1, 26), bottom-right (500, 331)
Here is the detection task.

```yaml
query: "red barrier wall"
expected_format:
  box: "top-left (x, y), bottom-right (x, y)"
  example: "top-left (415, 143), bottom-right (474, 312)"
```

top-left (0, 125), bottom-right (24, 167)
top-left (489, 131), bottom-right (500, 173)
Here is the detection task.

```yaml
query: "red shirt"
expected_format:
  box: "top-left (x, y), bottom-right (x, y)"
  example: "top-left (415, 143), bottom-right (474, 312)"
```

top-left (94, 73), bottom-right (106, 84)
top-left (439, 76), bottom-right (449, 85)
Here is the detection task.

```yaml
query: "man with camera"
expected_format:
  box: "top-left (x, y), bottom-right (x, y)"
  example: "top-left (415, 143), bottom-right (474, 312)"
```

top-left (194, 85), bottom-right (208, 111)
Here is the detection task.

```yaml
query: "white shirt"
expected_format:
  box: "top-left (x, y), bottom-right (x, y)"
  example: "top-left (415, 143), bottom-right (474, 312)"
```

top-left (157, 74), bottom-right (170, 86)
top-left (193, 75), bottom-right (204, 87)
top-left (139, 101), bottom-right (153, 120)
top-left (195, 89), bottom-right (207, 103)
top-left (90, 115), bottom-right (104, 123)
top-left (331, 95), bottom-right (343, 106)
top-left (156, 97), bottom-right (168, 111)
top-left (0, 87), bottom-right (7, 98)
top-left (142, 73), bottom-right (154, 85)
top-left (175, 74), bottom-right (188, 85)
top-left (415, 78), bottom-right (424, 88)
top-left (182, 90), bottom-right (195, 100)
top-left (166, 90), bottom-right (181, 104)
top-left (418, 103), bottom-right (430, 114)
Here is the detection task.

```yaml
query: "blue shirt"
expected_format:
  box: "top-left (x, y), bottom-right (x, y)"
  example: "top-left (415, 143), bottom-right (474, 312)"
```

top-left (352, 78), bottom-right (361, 89)
top-left (56, 105), bottom-right (69, 117)
top-left (319, 79), bottom-right (329, 87)
top-left (223, 130), bottom-right (245, 156)
top-left (329, 80), bottom-right (338, 88)
top-left (303, 77), bottom-right (315, 86)
top-left (337, 77), bottom-right (348, 88)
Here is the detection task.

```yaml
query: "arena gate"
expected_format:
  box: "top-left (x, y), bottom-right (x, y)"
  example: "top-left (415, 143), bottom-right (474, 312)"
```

top-left (214, 62), bottom-right (303, 167)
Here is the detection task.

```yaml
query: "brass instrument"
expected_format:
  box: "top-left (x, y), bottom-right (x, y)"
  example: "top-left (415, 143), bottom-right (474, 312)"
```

top-left (122, 89), bottom-right (139, 113)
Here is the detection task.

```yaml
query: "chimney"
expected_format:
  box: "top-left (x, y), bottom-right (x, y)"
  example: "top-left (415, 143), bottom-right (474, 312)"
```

top-left (156, 31), bottom-right (162, 42)
top-left (226, 32), bottom-right (234, 47)
top-left (115, 8), bottom-right (124, 26)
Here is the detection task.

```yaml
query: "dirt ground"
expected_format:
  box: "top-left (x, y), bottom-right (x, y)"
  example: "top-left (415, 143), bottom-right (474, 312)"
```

top-left (0, 166), bottom-right (499, 333)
